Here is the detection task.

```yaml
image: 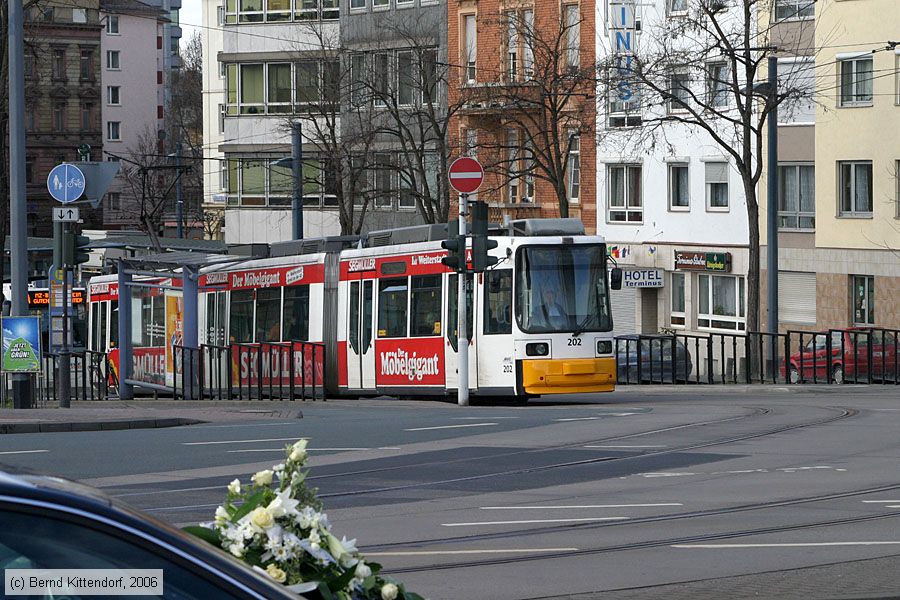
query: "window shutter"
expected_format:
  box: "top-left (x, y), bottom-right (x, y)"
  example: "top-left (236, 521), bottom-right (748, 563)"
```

top-left (705, 161), bottom-right (728, 183)
top-left (778, 271), bottom-right (816, 325)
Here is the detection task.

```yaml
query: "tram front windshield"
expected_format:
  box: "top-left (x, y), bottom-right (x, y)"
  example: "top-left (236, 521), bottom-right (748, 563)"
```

top-left (516, 244), bottom-right (613, 334)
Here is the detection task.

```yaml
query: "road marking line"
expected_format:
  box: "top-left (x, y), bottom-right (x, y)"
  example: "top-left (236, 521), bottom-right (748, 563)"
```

top-left (366, 548), bottom-right (579, 556)
top-left (584, 445), bottom-right (667, 449)
top-left (479, 504), bottom-right (681, 510)
top-left (113, 485), bottom-right (225, 497)
top-left (182, 437), bottom-right (308, 446)
top-left (887, 505), bottom-right (900, 509)
top-left (188, 422), bottom-right (299, 429)
top-left (674, 542), bottom-right (900, 549)
top-left (452, 417), bottom-right (520, 420)
top-left (555, 417), bottom-right (601, 422)
top-left (442, 517), bottom-right (630, 527)
top-left (0, 450), bottom-right (48, 456)
top-left (145, 503), bottom-right (221, 512)
top-left (862, 500), bottom-right (900, 503)
top-left (228, 447), bottom-right (370, 453)
top-left (404, 423), bottom-right (498, 432)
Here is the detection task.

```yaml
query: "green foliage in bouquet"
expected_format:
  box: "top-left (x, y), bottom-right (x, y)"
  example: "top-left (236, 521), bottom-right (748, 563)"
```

top-left (184, 440), bottom-right (425, 600)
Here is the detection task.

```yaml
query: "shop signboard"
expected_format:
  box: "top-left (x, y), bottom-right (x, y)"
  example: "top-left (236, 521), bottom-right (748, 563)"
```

top-left (675, 251), bottom-right (732, 272)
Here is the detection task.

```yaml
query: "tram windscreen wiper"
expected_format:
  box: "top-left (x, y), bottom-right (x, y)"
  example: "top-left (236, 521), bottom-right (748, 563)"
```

top-left (572, 314), bottom-right (593, 337)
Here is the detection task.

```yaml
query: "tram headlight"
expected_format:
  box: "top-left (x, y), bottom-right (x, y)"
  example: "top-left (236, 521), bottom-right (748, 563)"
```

top-left (597, 340), bottom-right (613, 355)
top-left (526, 342), bottom-right (550, 357)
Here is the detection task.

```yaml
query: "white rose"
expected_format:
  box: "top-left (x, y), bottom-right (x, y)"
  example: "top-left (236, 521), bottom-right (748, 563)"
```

top-left (293, 439), bottom-right (308, 452)
top-left (355, 562), bottom-right (372, 579)
top-left (229, 543), bottom-right (244, 558)
top-left (381, 583), bottom-right (399, 600)
top-left (252, 470), bottom-right (273, 486)
top-left (265, 564), bottom-right (287, 583)
top-left (289, 447), bottom-right (307, 462)
top-left (308, 530), bottom-right (321, 546)
top-left (227, 479), bottom-right (241, 494)
top-left (249, 507), bottom-right (275, 529)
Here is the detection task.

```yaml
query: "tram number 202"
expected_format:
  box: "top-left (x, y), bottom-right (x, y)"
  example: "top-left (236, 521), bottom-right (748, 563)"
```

top-left (567, 338), bottom-right (582, 346)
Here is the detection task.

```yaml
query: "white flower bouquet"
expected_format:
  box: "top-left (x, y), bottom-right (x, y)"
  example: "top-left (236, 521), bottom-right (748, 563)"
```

top-left (185, 440), bottom-right (424, 600)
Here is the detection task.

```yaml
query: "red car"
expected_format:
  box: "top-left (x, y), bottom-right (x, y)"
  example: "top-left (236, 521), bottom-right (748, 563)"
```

top-left (784, 328), bottom-right (899, 384)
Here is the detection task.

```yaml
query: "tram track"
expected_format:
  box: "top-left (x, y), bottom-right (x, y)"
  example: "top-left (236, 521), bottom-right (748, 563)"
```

top-left (380, 482), bottom-right (900, 575)
top-left (320, 406), bottom-right (856, 501)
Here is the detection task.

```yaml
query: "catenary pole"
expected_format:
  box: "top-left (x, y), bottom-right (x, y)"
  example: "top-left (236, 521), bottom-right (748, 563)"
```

top-left (9, 0), bottom-right (33, 407)
top-left (175, 142), bottom-right (184, 238)
top-left (457, 193), bottom-right (469, 407)
top-left (767, 56), bottom-right (779, 336)
top-left (292, 122), bottom-right (303, 240)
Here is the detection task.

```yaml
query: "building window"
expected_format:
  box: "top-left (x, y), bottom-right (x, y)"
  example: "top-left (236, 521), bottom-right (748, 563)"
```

top-left (504, 10), bottom-right (534, 83)
top-left (219, 60), bottom-right (226, 78)
top-left (373, 53), bottom-right (389, 107)
top-left (608, 164), bottom-right (642, 222)
top-left (52, 48), bottom-right (66, 79)
top-left (778, 58), bottom-right (816, 124)
top-left (568, 134), bottom-right (580, 203)
top-left (106, 50), bottom-right (120, 70)
top-left (267, 62), bottom-right (292, 112)
top-left (373, 0), bottom-right (388, 10)
top-left (106, 192), bottom-right (121, 211)
top-left (25, 156), bottom-right (35, 184)
top-left (73, 8), bottom-right (87, 23)
top-left (850, 275), bottom-right (874, 325)
top-left (505, 12), bottom-right (518, 82)
top-left (217, 5), bottom-right (225, 24)
top-left (219, 103), bottom-right (226, 133)
top-left (350, 54), bottom-right (367, 105)
top-left (397, 0), bottom-right (413, 8)
top-left (421, 48), bottom-right (438, 103)
top-left (506, 128), bottom-right (520, 203)
top-left (397, 50), bottom-right (414, 106)
top-left (107, 86), bottom-right (120, 105)
top-left (463, 14), bottom-right (476, 84)
top-left (107, 121), bottom-right (121, 140)
top-left (668, 163), bottom-right (689, 210)
top-left (698, 274), bottom-right (745, 331)
top-left (106, 14), bottom-right (119, 33)
top-left (239, 63), bottom-right (264, 114)
top-left (839, 160), bottom-right (873, 216)
top-left (226, 156), bottom-right (335, 207)
top-left (707, 62), bottom-right (729, 108)
top-left (464, 128), bottom-right (477, 157)
top-left (373, 153), bottom-right (394, 208)
top-left (81, 102), bottom-right (94, 131)
top-left (667, 0), bottom-right (687, 13)
top-left (80, 49), bottom-right (94, 80)
top-left (53, 102), bottom-right (66, 131)
top-left (350, 0), bottom-right (365, 9)
top-left (170, 36), bottom-right (179, 57)
top-left (24, 54), bottom-right (34, 79)
top-left (296, 0), bottom-right (339, 21)
top-left (778, 164), bottom-right (815, 229)
top-left (238, 0), bottom-right (263, 22)
top-left (668, 70), bottom-right (691, 112)
top-left (839, 57), bottom-right (873, 106)
top-left (775, 0), bottom-right (814, 21)
top-left (671, 272), bottom-right (685, 326)
top-left (564, 4), bottom-right (579, 70)
top-left (705, 161), bottom-right (729, 210)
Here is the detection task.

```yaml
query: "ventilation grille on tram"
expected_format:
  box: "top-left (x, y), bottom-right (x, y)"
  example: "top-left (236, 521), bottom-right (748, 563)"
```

top-left (508, 218), bottom-right (585, 237)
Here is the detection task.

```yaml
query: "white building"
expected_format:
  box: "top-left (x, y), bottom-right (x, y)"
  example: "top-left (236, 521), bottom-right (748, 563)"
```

top-left (201, 1), bottom-right (343, 244)
top-left (201, 0), bottom-right (226, 237)
top-left (596, 0), bottom-right (751, 336)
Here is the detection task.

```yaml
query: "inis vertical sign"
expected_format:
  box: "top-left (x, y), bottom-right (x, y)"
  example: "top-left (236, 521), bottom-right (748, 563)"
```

top-left (609, 0), bottom-right (638, 109)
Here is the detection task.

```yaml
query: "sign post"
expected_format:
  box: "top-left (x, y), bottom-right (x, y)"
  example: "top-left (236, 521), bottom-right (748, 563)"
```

top-left (448, 157), bottom-right (484, 407)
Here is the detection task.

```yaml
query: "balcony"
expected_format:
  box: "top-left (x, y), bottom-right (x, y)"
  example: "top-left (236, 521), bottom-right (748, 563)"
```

top-left (488, 202), bottom-right (543, 222)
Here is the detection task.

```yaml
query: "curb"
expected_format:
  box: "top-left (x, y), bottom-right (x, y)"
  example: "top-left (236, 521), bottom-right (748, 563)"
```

top-left (0, 417), bottom-right (207, 435)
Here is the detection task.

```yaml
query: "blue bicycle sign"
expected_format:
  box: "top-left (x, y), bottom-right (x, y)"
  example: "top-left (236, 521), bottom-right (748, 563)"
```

top-left (47, 163), bottom-right (86, 204)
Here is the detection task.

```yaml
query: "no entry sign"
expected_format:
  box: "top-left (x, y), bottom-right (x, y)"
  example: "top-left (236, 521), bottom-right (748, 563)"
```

top-left (448, 157), bottom-right (484, 194)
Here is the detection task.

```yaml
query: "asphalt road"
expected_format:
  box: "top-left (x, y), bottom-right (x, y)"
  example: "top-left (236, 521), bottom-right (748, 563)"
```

top-left (3, 386), bottom-right (900, 599)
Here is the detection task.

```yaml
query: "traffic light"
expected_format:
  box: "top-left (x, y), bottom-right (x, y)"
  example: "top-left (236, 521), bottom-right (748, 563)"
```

top-left (441, 236), bottom-right (466, 272)
top-left (62, 231), bottom-right (91, 266)
top-left (470, 201), bottom-right (498, 273)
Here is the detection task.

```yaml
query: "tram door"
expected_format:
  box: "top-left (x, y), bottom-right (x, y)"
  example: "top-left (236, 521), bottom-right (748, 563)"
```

top-left (444, 273), bottom-right (477, 391)
top-left (347, 279), bottom-right (376, 390)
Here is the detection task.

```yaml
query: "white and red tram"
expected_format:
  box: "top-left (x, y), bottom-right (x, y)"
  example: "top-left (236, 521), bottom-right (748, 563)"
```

top-left (87, 221), bottom-right (618, 398)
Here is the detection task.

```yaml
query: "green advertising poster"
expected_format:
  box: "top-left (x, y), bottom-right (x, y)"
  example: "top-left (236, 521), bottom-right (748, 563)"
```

top-left (2, 316), bottom-right (42, 373)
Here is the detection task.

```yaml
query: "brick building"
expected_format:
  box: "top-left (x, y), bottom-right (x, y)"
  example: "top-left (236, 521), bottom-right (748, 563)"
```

top-left (24, 0), bottom-right (104, 236)
top-left (447, 0), bottom-right (596, 230)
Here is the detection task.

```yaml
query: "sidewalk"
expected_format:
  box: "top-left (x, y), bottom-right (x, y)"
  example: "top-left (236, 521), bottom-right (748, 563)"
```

top-left (0, 400), bottom-right (304, 434)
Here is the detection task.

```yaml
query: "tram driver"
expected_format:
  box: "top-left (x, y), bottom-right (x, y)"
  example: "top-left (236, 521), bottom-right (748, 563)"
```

top-left (533, 288), bottom-right (570, 330)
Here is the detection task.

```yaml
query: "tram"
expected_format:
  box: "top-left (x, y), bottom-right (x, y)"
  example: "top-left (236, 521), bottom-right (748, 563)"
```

top-left (87, 219), bottom-right (619, 398)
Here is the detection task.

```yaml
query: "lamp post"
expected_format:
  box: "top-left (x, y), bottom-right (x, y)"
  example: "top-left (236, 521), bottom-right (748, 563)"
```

top-left (274, 122), bottom-right (303, 240)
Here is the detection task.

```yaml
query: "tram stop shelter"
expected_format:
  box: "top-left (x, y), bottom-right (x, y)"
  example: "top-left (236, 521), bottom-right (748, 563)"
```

top-left (113, 245), bottom-right (266, 399)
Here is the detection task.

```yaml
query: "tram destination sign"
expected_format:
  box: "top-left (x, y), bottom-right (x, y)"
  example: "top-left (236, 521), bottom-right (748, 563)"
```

top-left (675, 251), bottom-right (732, 272)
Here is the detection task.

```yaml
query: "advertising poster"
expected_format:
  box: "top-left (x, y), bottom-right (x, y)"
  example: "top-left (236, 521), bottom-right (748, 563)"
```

top-left (1, 316), bottom-right (42, 373)
top-left (165, 292), bottom-right (184, 387)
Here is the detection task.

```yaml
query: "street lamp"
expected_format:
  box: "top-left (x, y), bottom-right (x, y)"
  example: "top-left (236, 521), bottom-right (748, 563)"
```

top-left (273, 122), bottom-right (303, 240)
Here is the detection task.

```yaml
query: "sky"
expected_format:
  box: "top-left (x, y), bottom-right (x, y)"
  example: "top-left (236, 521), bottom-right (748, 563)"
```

top-left (180, 0), bottom-right (202, 47)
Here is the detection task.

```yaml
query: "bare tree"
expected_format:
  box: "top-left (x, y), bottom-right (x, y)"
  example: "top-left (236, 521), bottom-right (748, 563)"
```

top-left (597, 0), bottom-right (819, 334)
top-left (463, 8), bottom-right (594, 218)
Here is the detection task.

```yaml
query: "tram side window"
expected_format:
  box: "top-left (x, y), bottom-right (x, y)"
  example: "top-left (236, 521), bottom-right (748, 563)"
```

top-left (109, 301), bottom-right (118, 348)
top-left (410, 275), bottom-right (442, 337)
top-left (91, 303), bottom-right (100, 350)
top-left (229, 290), bottom-right (254, 343)
top-left (283, 285), bottom-right (310, 341)
top-left (484, 270), bottom-right (512, 335)
top-left (378, 277), bottom-right (408, 338)
top-left (349, 282), bottom-right (359, 352)
top-left (255, 288), bottom-right (282, 342)
top-left (151, 295), bottom-right (165, 346)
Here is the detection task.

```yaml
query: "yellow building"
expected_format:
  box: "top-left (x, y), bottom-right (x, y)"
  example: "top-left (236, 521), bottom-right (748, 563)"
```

top-left (762, 0), bottom-right (900, 332)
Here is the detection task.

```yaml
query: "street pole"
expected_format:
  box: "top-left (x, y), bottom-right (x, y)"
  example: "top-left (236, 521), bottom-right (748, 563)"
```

top-left (291, 122), bottom-right (303, 240)
top-left (59, 253), bottom-right (71, 408)
top-left (457, 193), bottom-right (469, 407)
top-left (767, 56), bottom-right (779, 336)
top-left (175, 142), bottom-right (184, 238)
top-left (8, 0), bottom-right (32, 408)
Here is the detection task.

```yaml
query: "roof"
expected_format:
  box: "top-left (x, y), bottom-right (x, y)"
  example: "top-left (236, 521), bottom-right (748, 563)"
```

top-left (3, 237), bottom-right (54, 253)
top-left (100, 0), bottom-right (167, 17)
top-left (90, 234), bottom-right (228, 253)
top-left (123, 251), bottom-right (256, 270)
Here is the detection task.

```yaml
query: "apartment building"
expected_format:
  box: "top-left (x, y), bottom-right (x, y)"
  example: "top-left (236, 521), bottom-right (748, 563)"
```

top-left (447, 0), bottom-right (596, 228)
top-left (23, 0), bottom-right (104, 236)
top-left (201, 0), bottom-right (226, 238)
top-left (762, 0), bottom-right (900, 332)
top-left (100, 0), bottom-right (168, 230)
